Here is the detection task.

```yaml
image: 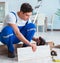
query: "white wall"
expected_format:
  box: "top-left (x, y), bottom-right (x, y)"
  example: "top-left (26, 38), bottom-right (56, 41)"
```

top-left (7, 0), bottom-right (37, 12)
top-left (0, 0), bottom-right (60, 29)
top-left (39, 0), bottom-right (59, 15)
top-left (0, 0), bottom-right (59, 15)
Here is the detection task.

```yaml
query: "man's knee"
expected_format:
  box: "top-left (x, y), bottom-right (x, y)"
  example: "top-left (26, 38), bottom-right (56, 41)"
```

top-left (28, 23), bottom-right (36, 28)
top-left (27, 23), bottom-right (36, 32)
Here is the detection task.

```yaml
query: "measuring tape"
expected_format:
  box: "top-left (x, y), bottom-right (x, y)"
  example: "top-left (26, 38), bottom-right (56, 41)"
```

top-left (51, 50), bottom-right (60, 62)
top-left (53, 59), bottom-right (60, 62)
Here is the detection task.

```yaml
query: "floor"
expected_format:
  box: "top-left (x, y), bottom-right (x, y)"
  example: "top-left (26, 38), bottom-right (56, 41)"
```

top-left (0, 31), bottom-right (60, 63)
top-left (34, 31), bottom-right (60, 45)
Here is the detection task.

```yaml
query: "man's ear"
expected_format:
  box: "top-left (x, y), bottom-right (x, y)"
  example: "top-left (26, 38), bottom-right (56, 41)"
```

top-left (20, 11), bottom-right (24, 14)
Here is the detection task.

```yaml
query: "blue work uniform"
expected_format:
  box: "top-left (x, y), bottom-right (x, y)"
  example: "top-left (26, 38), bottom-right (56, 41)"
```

top-left (0, 12), bottom-right (36, 53)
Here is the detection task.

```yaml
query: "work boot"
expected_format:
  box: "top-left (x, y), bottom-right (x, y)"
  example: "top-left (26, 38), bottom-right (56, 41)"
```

top-left (8, 51), bottom-right (15, 58)
top-left (23, 44), bottom-right (28, 47)
top-left (36, 37), bottom-right (46, 46)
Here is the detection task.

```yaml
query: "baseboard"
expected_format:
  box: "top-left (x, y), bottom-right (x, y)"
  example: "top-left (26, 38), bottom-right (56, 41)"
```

top-left (47, 29), bottom-right (60, 31)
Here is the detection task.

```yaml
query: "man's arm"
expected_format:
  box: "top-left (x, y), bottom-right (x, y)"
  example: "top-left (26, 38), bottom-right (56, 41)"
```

top-left (8, 23), bottom-right (37, 52)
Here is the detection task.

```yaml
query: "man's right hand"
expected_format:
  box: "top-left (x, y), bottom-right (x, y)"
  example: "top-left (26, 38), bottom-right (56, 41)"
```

top-left (30, 44), bottom-right (37, 52)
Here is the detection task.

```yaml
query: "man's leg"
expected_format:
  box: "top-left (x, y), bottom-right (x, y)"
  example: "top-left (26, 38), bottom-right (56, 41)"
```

top-left (1, 26), bottom-right (19, 58)
top-left (19, 23), bottom-right (36, 47)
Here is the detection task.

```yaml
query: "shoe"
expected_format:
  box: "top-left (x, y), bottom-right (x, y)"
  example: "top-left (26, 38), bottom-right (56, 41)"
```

top-left (8, 51), bottom-right (15, 58)
top-left (37, 37), bottom-right (46, 46)
top-left (23, 44), bottom-right (28, 47)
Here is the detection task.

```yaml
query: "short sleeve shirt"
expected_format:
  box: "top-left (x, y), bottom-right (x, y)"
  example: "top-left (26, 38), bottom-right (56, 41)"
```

top-left (3, 12), bottom-right (32, 28)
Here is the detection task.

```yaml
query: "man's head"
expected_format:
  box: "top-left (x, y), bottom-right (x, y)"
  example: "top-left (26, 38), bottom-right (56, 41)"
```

top-left (19, 3), bottom-right (33, 21)
top-left (20, 3), bottom-right (33, 13)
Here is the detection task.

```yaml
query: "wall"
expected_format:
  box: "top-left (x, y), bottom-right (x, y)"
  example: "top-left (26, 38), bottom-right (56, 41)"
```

top-left (7, 0), bottom-right (37, 12)
top-left (0, 0), bottom-right (60, 29)
top-left (39, 0), bottom-right (60, 29)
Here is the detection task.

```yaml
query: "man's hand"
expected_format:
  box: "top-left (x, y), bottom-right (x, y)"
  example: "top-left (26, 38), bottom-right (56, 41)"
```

top-left (30, 44), bottom-right (37, 52)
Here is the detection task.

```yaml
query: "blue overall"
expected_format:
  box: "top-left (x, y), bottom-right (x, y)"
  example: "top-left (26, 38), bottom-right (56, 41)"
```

top-left (0, 12), bottom-right (36, 53)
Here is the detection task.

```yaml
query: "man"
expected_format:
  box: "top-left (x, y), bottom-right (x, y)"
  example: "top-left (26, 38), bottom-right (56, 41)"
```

top-left (0, 3), bottom-right (38, 58)
top-left (0, 2), bottom-right (54, 58)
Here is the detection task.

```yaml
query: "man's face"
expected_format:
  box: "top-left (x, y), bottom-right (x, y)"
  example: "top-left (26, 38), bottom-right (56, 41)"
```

top-left (20, 11), bottom-right (32, 21)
